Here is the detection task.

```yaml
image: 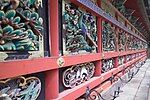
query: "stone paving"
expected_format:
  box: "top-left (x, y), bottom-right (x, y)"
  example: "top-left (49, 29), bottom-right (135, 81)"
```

top-left (115, 59), bottom-right (150, 100)
top-left (100, 59), bottom-right (150, 100)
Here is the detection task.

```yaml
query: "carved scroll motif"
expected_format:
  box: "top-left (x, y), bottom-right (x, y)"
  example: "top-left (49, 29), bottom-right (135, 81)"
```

top-left (118, 31), bottom-right (126, 51)
top-left (118, 56), bottom-right (124, 65)
top-left (62, 63), bottom-right (95, 88)
top-left (0, 76), bottom-right (41, 100)
top-left (102, 58), bottom-right (114, 73)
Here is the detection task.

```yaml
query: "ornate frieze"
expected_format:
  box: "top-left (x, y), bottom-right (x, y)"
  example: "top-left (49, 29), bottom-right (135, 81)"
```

top-left (102, 58), bottom-right (114, 73)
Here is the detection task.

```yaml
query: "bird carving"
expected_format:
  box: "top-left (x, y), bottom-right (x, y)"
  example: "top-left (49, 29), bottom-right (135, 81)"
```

top-left (78, 12), bottom-right (98, 47)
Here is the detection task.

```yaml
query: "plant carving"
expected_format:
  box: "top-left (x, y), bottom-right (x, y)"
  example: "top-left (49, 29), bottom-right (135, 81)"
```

top-left (0, 0), bottom-right (43, 51)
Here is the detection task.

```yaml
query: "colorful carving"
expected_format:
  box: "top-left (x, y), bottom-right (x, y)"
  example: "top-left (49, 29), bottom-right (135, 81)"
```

top-left (0, 0), bottom-right (44, 61)
top-left (126, 34), bottom-right (132, 50)
top-left (126, 54), bottom-right (132, 61)
top-left (0, 76), bottom-right (41, 100)
top-left (62, 63), bottom-right (95, 88)
top-left (112, 0), bottom-right (125, 14)
top-left (102, 58), bottom-right (114, 73)
top-left (62, 1), bottom-right (97, 54)
top-left (102, 21), bottom-right (116, 51)
top-left (0, 0), bottom-right (43, 51)
top-left (118, 56), bottom-right (124, 65)
top-left (118, 31), bottom-right (126, 51)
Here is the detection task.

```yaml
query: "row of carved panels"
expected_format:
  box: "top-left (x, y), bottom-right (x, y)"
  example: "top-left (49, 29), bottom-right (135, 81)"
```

top-left (0, 0), bottom-right (147, 61)
top-left (0, 73), bottom-right (44, 100)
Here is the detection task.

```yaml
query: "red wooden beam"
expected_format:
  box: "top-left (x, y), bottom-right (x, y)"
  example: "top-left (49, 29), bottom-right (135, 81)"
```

top-left (0, 50), bottom-right (146, 80)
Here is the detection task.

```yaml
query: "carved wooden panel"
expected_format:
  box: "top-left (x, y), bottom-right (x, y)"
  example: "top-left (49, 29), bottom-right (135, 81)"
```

top-left (0, 0), bottom-right (47, 61)
top-left (102, 58), bottom-right (114, 73)
top-left (102, 21), bottom-right (116, 51)
top-left (62, 0), bottom-right (97, 55)
top-left (62, 62), bottom-right (95, 88)
top-left (118, 31), bottom-right (126, 51)
top-left (0, 73), bottom-right (45, 100)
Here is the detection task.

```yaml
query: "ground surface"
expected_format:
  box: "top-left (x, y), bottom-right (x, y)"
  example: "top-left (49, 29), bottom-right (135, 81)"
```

top-left (115, 59), bottom-right (150, 100)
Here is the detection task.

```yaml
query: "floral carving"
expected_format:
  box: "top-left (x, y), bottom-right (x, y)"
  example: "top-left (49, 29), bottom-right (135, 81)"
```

top-left (0, 0), bottom-right (43, 51)
top-left (118, 31), bottom-right (126, 51)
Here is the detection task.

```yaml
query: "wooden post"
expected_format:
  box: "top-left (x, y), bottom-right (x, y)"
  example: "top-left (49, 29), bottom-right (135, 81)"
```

top-left (114, 12), bottom-right (119, 68)
top-left (45, 0), bottom-right (59, 99)
top-left (95, 0), bottom-right (102, 76)
top-left (114, 27), bottom-right (119, 68)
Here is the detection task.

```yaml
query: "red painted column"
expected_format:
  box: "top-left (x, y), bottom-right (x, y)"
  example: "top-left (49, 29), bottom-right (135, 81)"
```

top-left (114, 28), bottom-right (119, 68)
top-left (95, 17), bottom-right (102, 76)
top-left (45, 0), bottom-right (59, 99)
top-left (114, 12), bottom-right (119, 68)
top-left (95, 0), bottom-right (102, 76)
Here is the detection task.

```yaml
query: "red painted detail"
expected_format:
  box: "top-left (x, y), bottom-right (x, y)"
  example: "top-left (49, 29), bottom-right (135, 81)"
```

top-left (45, 69), bottom-right (59, 99)
top-left (95, 61), bottom-right (102, 76)
top-left (63, 53), bottom-right (101, 67)
top-left (0, 50), bottom-right (146, 80)
top-left (57, 77), bottom-right (102, 100)
top-left (98, 81), bottom-right (112, 92)
top-left (45, 0), bottom-right (59, 99)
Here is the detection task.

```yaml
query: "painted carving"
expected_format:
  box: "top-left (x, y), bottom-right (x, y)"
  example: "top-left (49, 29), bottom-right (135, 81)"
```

top-left (62, 63), bottom-right (95, 88)
top-left (126, 34), bottom-right (132, 50)
top-left (102, 21), bottom-right (116, 51)
top-left (62, 1), bottom-right (97, 55)
top-left (118, 56), bottom-right (124, 65)
top-left (112, 0), bottom-right (125, 14)
top-left (0, 0), bottom-right (43, 51)
top-left (102, 58), bottom-right (114, 73)
top-left (118, 31), bottom-right (126, 51)
top-left (126, 54), bottom-right (132, 61)
top-left (0, 76), bottom-right (41, 100)
top-left (0, 0), bottom-right (44, 61)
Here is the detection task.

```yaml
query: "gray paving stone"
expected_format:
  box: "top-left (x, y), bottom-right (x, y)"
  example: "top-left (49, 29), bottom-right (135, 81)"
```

top-left (100, 59), bottom-right (150, 100)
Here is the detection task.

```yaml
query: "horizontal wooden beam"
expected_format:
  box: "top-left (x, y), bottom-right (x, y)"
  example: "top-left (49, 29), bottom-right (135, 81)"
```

top-left (0, 50), bottom-right (146, 79)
